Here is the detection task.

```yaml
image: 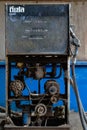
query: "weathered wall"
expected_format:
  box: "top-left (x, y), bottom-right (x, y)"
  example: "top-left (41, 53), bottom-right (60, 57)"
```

top-left (70, 2), bottom-right (87, 60)
top-left (0, 1), bottom-right (87, 60)
top-left (0, 2), bottom-right (5, 60)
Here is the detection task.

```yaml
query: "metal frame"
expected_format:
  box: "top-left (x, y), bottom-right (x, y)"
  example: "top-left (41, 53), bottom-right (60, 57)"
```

top-left (5, 4), bottom-right (71, 130)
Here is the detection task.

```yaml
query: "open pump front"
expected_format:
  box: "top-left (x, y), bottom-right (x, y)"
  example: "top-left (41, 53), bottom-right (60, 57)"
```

top-left (5, 4), bottom-right (70, 130)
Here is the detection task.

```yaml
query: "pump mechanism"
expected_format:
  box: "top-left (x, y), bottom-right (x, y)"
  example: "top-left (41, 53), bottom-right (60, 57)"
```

top-left (1, 3), bottom-right (85, 130)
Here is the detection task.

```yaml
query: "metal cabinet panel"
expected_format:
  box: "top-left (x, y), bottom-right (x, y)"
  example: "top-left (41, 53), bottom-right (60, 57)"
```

top-left (5, 4), bottom-right (69, 55)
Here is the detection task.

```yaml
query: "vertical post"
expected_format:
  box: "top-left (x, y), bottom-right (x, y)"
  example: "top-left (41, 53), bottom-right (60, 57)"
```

top-left (6, 56), bottom-right (9, 117)
top-left (6, 56), bottom-right (11, 117)
top-left (62, 56), bottom-right (70, 124)
top-left (67, 56), bottom-right (70, 123)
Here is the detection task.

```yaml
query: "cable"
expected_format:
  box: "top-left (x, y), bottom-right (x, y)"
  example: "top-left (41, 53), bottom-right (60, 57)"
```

top-left (45, 65), bottom-right (62, 79)
top-left (71, 60), bottom-right (87, 130)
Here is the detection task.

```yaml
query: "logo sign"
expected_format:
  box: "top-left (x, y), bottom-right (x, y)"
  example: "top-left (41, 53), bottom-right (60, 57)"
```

top-left (9, 6), bottom-right (25, 14)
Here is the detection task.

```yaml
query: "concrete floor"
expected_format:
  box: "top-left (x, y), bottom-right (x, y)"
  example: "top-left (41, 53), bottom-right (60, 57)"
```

top-left (0, 112), bottom-right (83, 130)
top-left (69, 112), bottom-right (83, 130)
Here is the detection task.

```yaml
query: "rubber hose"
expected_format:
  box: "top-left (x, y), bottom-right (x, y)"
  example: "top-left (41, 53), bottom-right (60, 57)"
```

top-left (70, 77), bottom-right (87, 124)
top-left (71, 63), bottom-right (87, 130)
